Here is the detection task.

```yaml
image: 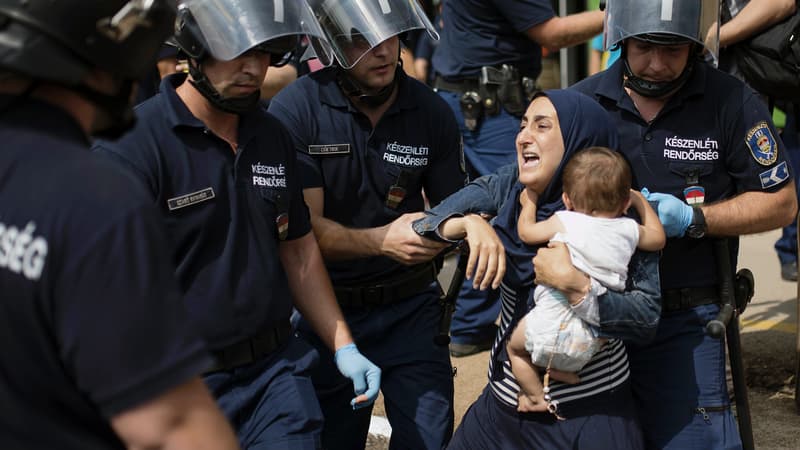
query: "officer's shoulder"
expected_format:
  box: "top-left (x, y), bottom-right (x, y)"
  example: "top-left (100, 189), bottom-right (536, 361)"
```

top-left (255, 104), bottom-right (297, 142)
top-left (702, 66), bottom-right (763, 107)
top-left (277, 67), bottom-right (333, 97)
top-left (570, 71), bottom-right (604, 94)
top-left (704, 65), bottom-right (747, 90)
top-left (94, 97), bottom-right (169, 155)
top-left (269, 69), bottom-right (332, 115)
top-left (403, 76), bottom-right (455, 114)
top-left (38, 146), bottom-right (156, 229)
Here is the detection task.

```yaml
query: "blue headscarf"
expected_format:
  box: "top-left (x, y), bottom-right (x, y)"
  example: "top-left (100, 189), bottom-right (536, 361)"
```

top-left (493, 89), bottom-right (620, 302)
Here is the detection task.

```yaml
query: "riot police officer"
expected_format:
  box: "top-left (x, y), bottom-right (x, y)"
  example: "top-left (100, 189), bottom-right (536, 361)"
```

top-left (268, 0), bottom-right (468, 448)
top-left (93, 1), bottom-right (380, 448)
top-left (571, 0), bottom-right (797, 448)
top-left (0, 1), bottom-right (239, 449)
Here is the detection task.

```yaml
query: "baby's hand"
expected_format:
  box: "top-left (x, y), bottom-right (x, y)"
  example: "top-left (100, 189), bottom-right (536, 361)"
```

top-left (517, 391), bottom-right (548, 413)
top-left (519, 188), bottom-right (538, 209)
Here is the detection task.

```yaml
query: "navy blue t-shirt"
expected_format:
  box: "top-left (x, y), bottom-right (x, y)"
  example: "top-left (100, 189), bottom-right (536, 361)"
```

top-left (433, 0), bottom-right (554, 79)
top-left (0, 98), bottom-right (211, 449)
top-left (94, 74), bottom-right (311, 350)
top-left (572, 60), bottom-right (794, 290)
top-left (268, 68), bottom-right (466, 284)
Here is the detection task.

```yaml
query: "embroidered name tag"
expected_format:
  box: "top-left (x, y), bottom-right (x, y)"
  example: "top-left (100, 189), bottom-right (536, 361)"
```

top-left (167, 187), bottom-right (215, 211)
top-left (308, 144), bottom-right (351, 156)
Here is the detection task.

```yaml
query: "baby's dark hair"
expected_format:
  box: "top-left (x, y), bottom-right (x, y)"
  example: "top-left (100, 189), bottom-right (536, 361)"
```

top-left (562, 146), bottom-right (631, 215)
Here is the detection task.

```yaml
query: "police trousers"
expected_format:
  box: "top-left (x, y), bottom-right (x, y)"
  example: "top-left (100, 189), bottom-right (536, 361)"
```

top-left (628, 303), bottom-right (742, 450)
top-left (296, 283), bottom-right (454, 450)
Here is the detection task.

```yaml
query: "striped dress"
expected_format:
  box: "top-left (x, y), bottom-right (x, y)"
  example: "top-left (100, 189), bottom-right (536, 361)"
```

top-left (488, 282), bottom-right (631, 412)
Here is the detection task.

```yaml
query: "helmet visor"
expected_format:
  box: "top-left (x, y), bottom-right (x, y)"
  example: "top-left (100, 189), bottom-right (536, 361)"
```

top-left (180, 0), bottom-right (333, 64)
top-left (604, 0), bottom-right (719, 64)
top-left (310, 0), bottom-right (438, 69)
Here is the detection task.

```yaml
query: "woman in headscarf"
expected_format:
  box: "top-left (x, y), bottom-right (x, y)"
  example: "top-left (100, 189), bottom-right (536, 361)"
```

top-left (414, 89), bottom-right (661, 449)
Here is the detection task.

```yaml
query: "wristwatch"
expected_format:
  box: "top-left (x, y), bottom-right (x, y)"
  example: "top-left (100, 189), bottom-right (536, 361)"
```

top-left (686, 207), bottom-right (707, 239)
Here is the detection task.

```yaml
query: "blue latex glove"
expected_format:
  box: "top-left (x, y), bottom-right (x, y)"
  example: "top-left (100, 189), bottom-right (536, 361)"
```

top-left (334, 343), bottom-right (381, 409)
top-left (641, 188), bottom-right (693, 238)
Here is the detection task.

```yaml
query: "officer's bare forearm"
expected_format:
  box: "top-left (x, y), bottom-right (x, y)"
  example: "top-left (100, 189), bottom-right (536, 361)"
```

top-left (703, 183), bottom-right (797, 236)
top-left (310, 214), bottom-right (385, 261)
top-left (280, 232), bottom-right (355, 351)
top-left (718, 0), bottom-right (795, 47)
top-left (526, 10), bottom-right (604, 51)
top-left (303, 187), bottom-right (382, 261)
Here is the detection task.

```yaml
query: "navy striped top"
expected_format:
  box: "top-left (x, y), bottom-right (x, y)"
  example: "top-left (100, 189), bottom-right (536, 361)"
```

top-left (488, 283), bottom-right (631, 410)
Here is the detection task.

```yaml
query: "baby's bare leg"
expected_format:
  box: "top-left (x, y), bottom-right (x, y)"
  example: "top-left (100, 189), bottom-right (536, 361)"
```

top-left (507, 317), bottom-right (547, 412)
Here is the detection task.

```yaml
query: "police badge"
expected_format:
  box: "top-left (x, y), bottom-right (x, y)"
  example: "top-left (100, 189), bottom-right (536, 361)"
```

top-left (745, 121), bottom-right (778, 166)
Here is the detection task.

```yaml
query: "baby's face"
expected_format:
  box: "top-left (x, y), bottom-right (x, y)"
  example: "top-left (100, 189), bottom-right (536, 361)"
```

top-left (516, 96), bottom-right (564, 193)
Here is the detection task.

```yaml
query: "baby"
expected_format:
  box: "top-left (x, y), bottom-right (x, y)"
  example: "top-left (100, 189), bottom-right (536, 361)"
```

top-left (507, 146), bottom-right (665, 413)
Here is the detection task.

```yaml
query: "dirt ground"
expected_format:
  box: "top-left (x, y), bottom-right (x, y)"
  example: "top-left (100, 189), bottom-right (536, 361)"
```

top-left (369, 335), bottom-right (800, 450)
top-left (366, 231), bottom-right (800, 449)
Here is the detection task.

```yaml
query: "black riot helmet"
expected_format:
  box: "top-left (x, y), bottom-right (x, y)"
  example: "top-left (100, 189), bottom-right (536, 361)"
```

top-left (0, 0), bottom-right (176, 86)
top-left (604, 0), bottom-right (720, 98)
top-left (307, 0), bottom-right (438, 107)
top-left (308, 0), bottom-right (437, 70)
top-left (172, 0), bottom-right (333, 114)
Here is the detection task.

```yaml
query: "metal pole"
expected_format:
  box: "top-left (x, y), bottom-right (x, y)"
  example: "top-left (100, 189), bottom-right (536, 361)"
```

top-left (559, 0), bottom-right (568, 88)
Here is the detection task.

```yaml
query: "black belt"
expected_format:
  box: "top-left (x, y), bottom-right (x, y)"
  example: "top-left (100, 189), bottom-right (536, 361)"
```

top-left (206, 322), bottom-right (292, 373)
top-left (334, 263), bottom-right (438, 308)
top-left (661, 287), bottom-right (719, 314)
top-left (433, 76), bottom-right (480, 94)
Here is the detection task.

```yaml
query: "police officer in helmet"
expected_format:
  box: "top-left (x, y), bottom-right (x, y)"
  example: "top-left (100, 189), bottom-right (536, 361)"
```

top-left (268, 0), bottom-right (472, 448)
top-left (569, 0), bottom-right (797, 448)
top-left (0, 1), bottom-right (240, 448)
top-left (93, 1), bottom-right (381, 448)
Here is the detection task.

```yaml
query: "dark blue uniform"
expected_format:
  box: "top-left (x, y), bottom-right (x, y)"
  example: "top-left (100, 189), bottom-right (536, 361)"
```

top-left (432, 0), bottom-right (556, 352)
top-left (93, 74), bottom-right (324, 450)
top-left (268, 67), bottom-right (464, 449)
top-left (0, 98), bottom-right (212, 450)
top-left (573, 59), bottom-right (794, 449)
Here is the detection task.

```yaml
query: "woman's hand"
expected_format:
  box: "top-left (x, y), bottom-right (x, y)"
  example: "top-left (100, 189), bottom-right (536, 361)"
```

top-left (459, 214), bottom-right (506, 290)
top-left (532, 242), bottom-right (590, 305)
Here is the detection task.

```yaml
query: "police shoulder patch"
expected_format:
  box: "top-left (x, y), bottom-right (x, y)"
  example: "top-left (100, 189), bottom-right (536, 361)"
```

top-left (759, 161), bottom-right (790, 189)
top-left (745, 121), bottom-right (778, 166)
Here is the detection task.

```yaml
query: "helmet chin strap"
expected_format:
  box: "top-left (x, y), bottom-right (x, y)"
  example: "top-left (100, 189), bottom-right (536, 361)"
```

top-left (336, 64), bottom-right (400, 108)
top-left (623, 57), bottom-right (695, 98)
top-left (622, 44), bottom-right (699, 98)
top-left (187, 59), bottom-right (261, 114)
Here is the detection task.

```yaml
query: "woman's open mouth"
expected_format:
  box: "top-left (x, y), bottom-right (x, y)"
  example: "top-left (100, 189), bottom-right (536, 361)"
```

top-left (521, 150), bottom-right (540, 168)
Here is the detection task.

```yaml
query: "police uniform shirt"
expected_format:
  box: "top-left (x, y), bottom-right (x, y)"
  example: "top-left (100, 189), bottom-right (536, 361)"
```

top-left (93, 74), bottom-right (311, 350)
top-left (432, 0), bottom-right (555, 80)
top-left (0, 98), bottom-right (212, 450)
top-left (268, 67), bottom-right (465, 285)
top-left (572, 60), bottom-right (794, 290)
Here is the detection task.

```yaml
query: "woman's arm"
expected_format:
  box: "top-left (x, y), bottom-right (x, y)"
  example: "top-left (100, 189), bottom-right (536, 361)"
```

top-left (532, 243), bottom-right (661, 345)
top-left (438, 214), bottom-right (506, 290)
top-left (413, 163), bottom-right (519, 241)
